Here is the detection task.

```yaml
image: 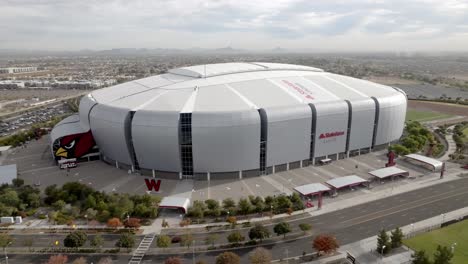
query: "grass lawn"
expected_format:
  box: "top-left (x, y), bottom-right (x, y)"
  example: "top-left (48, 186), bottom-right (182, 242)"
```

top-left (403, 220), bottom-right (468, 264)
top-left (462, 126), bottom-right (468, 143)
top-left (406, 109), bottom-right (453, 122)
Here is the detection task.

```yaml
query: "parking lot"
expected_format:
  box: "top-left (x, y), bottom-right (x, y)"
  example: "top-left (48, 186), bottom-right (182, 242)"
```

top-left (1, 136), bottom-right (460, 207)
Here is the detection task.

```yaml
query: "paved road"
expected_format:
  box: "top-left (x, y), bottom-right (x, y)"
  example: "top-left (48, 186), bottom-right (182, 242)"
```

top-left (5, 177), bottom-right (468, 263)
top-left (145, 176), bottom-right (468, 263)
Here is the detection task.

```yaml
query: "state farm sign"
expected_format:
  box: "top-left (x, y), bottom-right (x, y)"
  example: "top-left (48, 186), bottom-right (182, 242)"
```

top-left (319, 131), bottom-right (345, 139)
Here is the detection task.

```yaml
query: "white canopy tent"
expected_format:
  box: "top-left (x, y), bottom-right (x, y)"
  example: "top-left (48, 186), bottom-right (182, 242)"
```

top-left (294, 183), bottom-right (331, 196)
top-left (368, 167), bottom-right (409, 180)
top-left (159, 196), bottom-right (190, 214)
top-left (326, 175), bottom-right (368, 190)
top-left (404, 154), bottom-right (444, 171)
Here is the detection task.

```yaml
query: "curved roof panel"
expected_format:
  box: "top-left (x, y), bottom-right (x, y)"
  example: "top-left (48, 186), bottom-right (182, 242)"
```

top-left (88, 62), bottom-right (404, 113)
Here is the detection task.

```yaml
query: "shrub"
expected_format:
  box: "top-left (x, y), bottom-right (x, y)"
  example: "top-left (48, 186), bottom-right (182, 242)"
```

top-left (64, 231), bottom-right (87, 248)
top-left (124, 218), bottom-right (141, 229)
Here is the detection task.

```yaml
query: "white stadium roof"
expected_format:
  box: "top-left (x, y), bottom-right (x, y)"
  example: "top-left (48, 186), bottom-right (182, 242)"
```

top-left (88, 62), bottom-right (404, 112)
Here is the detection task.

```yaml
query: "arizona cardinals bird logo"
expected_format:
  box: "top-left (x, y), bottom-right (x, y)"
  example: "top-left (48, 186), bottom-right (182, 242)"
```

top-left (53, 130), bottom-right (95, 159)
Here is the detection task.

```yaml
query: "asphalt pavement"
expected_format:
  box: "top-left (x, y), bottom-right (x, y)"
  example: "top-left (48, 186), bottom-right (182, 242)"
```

top-left (144, 176), bottom-right (468, 263)
top-left (5, 176), bottom-right (468, 263)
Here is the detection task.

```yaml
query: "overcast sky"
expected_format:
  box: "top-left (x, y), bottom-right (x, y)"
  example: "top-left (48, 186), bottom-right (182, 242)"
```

top-left (1, 0), bottom-right (468, 52)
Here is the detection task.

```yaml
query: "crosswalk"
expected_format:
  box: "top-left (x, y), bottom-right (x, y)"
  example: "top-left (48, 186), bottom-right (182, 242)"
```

top-left (128, 233), bottom-right (155, 264)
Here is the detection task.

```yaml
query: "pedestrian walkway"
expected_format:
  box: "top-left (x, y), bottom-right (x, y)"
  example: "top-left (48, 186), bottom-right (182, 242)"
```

top-left (440, 125), bottom-right (456, 161)
top-left (128, 233), bottom-right (156, 264)
top-left (175, 170), bottom-right (461, 230)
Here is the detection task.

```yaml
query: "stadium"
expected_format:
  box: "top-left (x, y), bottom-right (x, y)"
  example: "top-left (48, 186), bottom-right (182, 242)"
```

top-left (51, 62), bottom-right (407, 180)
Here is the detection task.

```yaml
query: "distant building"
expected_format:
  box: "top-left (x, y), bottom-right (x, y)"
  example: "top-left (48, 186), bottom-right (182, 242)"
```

top-left (0, 67), bottom-right (37, 74)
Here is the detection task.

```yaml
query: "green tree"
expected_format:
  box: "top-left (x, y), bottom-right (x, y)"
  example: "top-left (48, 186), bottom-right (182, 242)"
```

top-left (205, 234), bottom-right (219, 247)
top-left (248, 224), bottom-right (270, 242)
top-left (116, 233), bottom-right (135, 249)
top-left (216, 251), bottom-right (240, 264)
top-left (53, 200), bottom-right (66, 211)
top-left (134, 203), bottom-right (150, 217)
top-left (299, 223), bottom-right (312, 234)
top-left (376, 229), bottom-right (391, 255)
top-left (227, 231), bottom-right (245, 244)
top-left (273, 196), bottom-right (292, 213)
top-left (273, 222), bottom-right (291, 239)
top-left (90, 234), bottom-right (104, 248)
top-left (205, 199), bottom-right (220, 211)
top-left (433, 245), bottom-right (454, 264)
top-left (237, 198), bottom-right (252, 215)
top-left (0, 233), bottom-right (13, 250)
top-left (156, 235), bottom-right (171, 248)
top-left (12, 178), bottom-right (24, 188)
top-left (180, 233), bottom-right (194, 248)
top-left (222, 198), bottom-right (236, 213)
top-left (26, 193), bottom-right (41, 208)
top-left (411, 250), bottom-right (431, 264)
top-left (290, 192), bottom-right (305, 210)
top-left (0, 189), bottom-right (20, 207)
top-left (64, 231), bottom-right (87, 248)
top-left (390, 227), bottom-right (404, 249)
top-left (237, 198), bottom-right (253, 215)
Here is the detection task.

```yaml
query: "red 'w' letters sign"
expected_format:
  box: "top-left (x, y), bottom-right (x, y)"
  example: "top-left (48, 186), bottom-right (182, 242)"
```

top-left (145, 179), bottom-right (161, 192)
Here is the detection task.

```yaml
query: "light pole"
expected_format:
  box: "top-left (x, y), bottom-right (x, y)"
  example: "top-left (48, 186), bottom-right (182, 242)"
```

top-left (451, 243), bottom-right (457, 253)
top-left (410, 223), bottom-right (414, 235)
top-left (381, 245), bottom-right (386, 258)
top-left (4, 241), bottom-right (11, 264)
top-left (192, 239), bottom-right (196, 264)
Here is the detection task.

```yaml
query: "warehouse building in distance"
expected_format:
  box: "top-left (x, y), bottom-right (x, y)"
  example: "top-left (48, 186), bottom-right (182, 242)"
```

top-left (51, 62), bottom-right (407, 180)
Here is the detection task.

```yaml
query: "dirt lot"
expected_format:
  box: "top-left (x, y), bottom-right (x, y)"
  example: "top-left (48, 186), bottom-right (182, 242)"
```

top-left (408, 100), bottom-right (468, 116)
top-left (0, 88), bottom-right (86, 101)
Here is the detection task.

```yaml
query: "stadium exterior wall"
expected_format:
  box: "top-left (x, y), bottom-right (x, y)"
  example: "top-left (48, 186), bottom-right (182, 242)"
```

top-left (51, 63), bottom-right (408, 180)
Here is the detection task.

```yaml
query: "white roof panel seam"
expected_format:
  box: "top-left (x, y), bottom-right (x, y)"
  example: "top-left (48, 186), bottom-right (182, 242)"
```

top-left (180, 88), bottom-right (199, 113)
top-left (322, 75), bottom-right (369, 98)
top-left (132, 90), bottom-right (169, 111)
top-left (225, 84), bottom-right (259, 110)
top-left (299, 77), bottom-right (341, 100)
top-left (266, 79), bottom-right (304, 103)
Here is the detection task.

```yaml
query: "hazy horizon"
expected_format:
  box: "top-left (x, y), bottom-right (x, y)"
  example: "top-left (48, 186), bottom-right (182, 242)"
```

top-left (1, 0), bottom-right (468, 52)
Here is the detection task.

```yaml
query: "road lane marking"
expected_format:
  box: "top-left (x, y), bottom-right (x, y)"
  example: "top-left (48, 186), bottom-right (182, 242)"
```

top-left (339, 185), bottom-right (468, 225)
top-left (341, 190), bottom-right (468, 227)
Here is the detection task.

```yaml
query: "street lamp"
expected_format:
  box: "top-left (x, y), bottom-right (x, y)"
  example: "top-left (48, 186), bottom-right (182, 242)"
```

top-left (4, 241), bottom-right (12, 264)
top-left (381, 245), bottom-right (386, 257)
top-left (192, 239), bottom-right (196, 264)
top-left (451, 243), bottom-right (457, 253)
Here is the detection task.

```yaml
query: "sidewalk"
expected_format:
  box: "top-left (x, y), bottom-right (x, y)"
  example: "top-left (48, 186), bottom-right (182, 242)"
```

top-left (160, 170), bottom-right (463, 231)
top-left (440, 125), bottom-right (456, 161)
top-left (340, 206), bottom-right (468, 264)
